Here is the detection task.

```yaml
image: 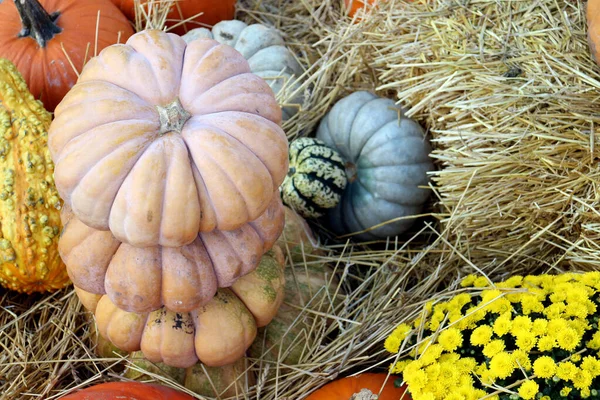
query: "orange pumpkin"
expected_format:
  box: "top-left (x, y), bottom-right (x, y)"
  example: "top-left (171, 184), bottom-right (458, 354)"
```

top-left (75, 246), bottom-right (286, 368)
top-left (344, 0), bottom-right (378, 17)
top-left (588, 0), bottom-right (600, 65)
top-left (111, 0), bottom-right (235, 35)
top-left (306, 373), bottom-right (410, 399)
top-left (48, 29), bottom-right (288, 248)
top-left (58, 381), bottom-right (193, 399)
top-left (59, 194), bottom-right (284, 313)
top-left (0, 0), bottom-right (133, 112)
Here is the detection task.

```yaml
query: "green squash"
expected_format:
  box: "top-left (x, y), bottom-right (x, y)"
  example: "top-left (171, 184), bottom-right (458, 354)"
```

top-left (316, 91), bottom-right (434, 240)
top-left (280, 137), bottom-right (348, 219)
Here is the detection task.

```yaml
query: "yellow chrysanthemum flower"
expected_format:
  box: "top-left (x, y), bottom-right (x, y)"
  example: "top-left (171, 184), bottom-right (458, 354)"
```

top-left (556, 361), bottom-right (577, 381)
top-left (533, 356), bottom-right (556, 379)
top-left (537, 335), bottom-right (556, 352)
top-left (483, 339), bottom-right (505, 358)
top-left (460, 275), bottom-right (477, 287)
top-left (581, 356), bottom-right (600, 378)
top-left (470, 325), bottom-right (493, 346)
top-left (532, 318), bottom-right (548, 336)
top-left (515, 332), bottom-right (537, 352)
top-left (518, 380), bottom-right (539, 400)
top-left (572, 369), bottom-right (593, 390)
top-left (438, 328), bottom-right (463, 352)
top-left (492, 313), bottom-right (512, 337)
top-left (473, 276), bottom-right (491, 288)
top-left (512, 349), bottom-right (532, 371)
top-left (390, 360), bottom-right (412, 374)
top-left (420, 344), bottom-right (444, 366)
top-left (404, 368), bottom-right (428, 391)
top-left (556, 328), bottom-right (580, 352)
top-left (489, 352), bottom-right (514, 379)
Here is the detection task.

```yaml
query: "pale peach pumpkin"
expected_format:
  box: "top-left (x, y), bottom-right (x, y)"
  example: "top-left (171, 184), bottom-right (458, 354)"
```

top-left (75, 247), bottom-right (286, 368)
top-left (60, 194), bottom-right (284, 313)
top-left (48, 29), bottom-right (288, 248)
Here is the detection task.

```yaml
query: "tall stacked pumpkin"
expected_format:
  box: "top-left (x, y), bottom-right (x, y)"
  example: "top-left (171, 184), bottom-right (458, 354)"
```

top-left (48, 29), bottom-right (290, 367)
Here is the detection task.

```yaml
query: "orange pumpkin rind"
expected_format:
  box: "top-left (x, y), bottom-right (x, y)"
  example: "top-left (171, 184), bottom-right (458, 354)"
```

top-left (48, 30), bottom-right (289, 248)
top-left (61, 194), bottom-right (285, 313)
top-left (76, 246), bottom-right (286, 368)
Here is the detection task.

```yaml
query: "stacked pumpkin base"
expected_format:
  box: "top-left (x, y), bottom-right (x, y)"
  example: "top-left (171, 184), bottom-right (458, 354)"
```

top-left (74, 246), bottom-right (286, 368)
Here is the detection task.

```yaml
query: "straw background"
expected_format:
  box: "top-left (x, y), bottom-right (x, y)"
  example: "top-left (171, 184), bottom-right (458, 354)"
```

top-left (1, 0), bottom-right (599, 398)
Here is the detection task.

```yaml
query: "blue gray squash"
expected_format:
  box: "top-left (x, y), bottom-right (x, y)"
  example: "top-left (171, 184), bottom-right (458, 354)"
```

top-left (316, 91), bottom-right (434, 240)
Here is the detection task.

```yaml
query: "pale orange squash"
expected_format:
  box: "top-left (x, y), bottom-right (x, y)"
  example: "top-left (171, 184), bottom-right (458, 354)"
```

top-left (60, 194), bottom-right (284, 313)
top-left (75, 247), bottom-right (286, 368)
top-left (48, 29), bottom-right (288, 248)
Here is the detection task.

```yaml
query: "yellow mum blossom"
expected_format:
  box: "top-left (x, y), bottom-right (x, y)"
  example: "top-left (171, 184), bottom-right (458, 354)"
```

top-left (492, 312), bottom-right (512, 336)
top-left (572, 369), bottom-right (593, 390)
top-left (489, 352), bottom-right (514, 379)
top-left (460, 275), bottom-right (477, 287)
top-left (470, 325), bottom-right (493, 346)
top-left (581, 356), bottom-right (600, 378)
top-left (518, 380), bottom-right (539, 400)
top-left (404, 368), bottom-right (428, 391)
top-left (390, 360), bottom-right (412, 374)
top-left (556, 361), bottom-right (577, 381)
top-left (438, 328), bottom-right (463, 352)
top-left (532, 318), bottom-right (548, 336)
top-left (510, 315), bottom-right (532, 336)
top-left (511, 349), bottom-right (532, 371)
top-left (556, 328), bottom-right (580, 352)
top-left (419, 344), bottom-right (444, 366)
top-left (537, 335), bottom-right (556, 352)
top-left (473, 276), bottom-right (491, 288)
top-left (385, 323), bottom-right (412, 353)
top-left (515, 332), bottom-right (537, 352)
top-left (488, 298), bottom-right (512, 314)
top-left (544, 303), bottom-right (566, 319)
top-left (587, 330), bottom-right (600, 350)
top-left (532, 356), bottom-right (556, 379)
top-left (483, 339), bottom-right (505, 358)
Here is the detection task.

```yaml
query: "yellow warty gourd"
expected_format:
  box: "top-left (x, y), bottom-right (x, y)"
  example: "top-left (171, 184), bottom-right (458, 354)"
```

top-left (0, 58), bottom-right (68, 293)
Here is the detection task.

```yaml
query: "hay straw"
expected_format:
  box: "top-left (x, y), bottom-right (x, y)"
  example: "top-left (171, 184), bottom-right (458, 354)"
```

top-left (2, 0), bottom-right (598, 398)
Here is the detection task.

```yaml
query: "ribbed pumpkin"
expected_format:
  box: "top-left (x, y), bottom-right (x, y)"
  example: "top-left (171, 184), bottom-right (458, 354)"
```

top-left (0, 58), bottom-right (69, 293)
top-left (59, 194), bottom-right (284, 313)
top-left (48, 29), bottom-right (289, 248)
top-left (281, 137), bottom-right (347, 218)
top-left (316, 91), bottom-right (434, 241)
top-left (588, 0), bottom-right (600, 65)
top-left (182, 20), bottom-right (305, 120)
top-left (0, 0), bottom-right (134, 112)
top-left (75, 247), bottom-right (286, 368)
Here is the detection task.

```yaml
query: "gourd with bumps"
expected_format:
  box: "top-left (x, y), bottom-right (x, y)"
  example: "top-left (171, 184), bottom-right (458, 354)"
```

top-left (0, 58), bottom-right (68, 293)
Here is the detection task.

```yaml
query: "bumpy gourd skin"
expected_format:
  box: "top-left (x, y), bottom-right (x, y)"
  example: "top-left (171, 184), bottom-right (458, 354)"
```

top-left (0, 58), bottom-right (68, 293)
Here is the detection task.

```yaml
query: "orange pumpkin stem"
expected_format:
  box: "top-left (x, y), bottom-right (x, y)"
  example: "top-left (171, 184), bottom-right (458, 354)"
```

top-left (13, 0), bottom-right (62, 48)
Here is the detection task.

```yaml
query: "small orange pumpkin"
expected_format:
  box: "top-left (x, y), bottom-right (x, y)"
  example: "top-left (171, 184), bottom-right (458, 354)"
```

top-left (111, 0), bottom-right (235, 34)
top-left (305, 373), bottom-right (410, 399)
top-left (0, 0), bottom-right (133, 111)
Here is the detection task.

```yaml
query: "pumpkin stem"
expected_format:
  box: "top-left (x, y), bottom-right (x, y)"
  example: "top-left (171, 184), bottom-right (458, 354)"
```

top-left (14, 0), bottom-right (62, 48)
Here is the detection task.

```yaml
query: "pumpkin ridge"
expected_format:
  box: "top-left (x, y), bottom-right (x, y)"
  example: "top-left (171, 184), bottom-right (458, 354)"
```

top-left (62, 128), bottom-right (154, 194)
top-left (178, 40), bottom-right (231, 98)
top-left (356, 120), bottom-right (424, 159)
top-left (348, 103), bottom-right (398, 156)
top-left (191, 146), bottom-right (250, 216)
top-left (196, 232), bottom-right (241, 287)
top-left (198, 122), bottom-right (277, 187)
top-left (189, 163), bottom-right (218, 231)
